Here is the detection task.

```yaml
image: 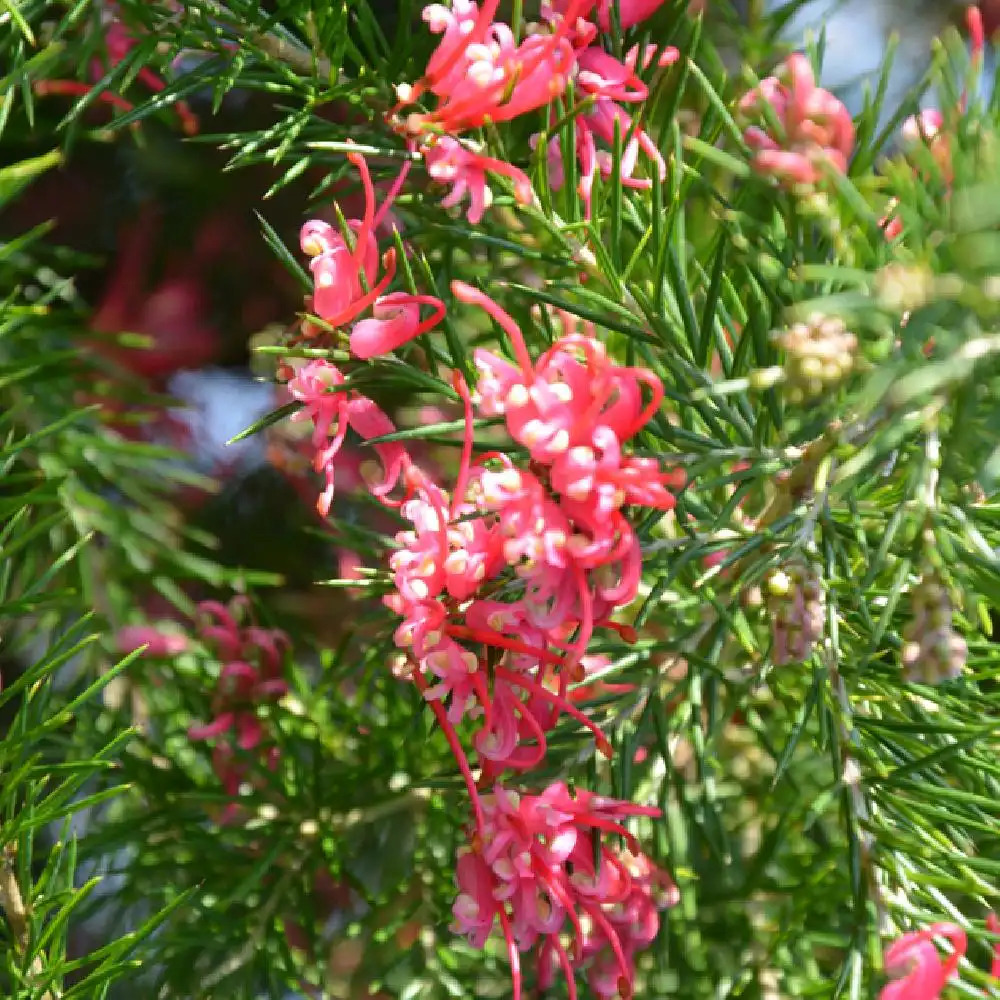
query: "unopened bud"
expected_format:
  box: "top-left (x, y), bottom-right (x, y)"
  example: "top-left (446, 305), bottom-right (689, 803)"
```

top-left (775, 314), bottom-right (857, 404)
top-left (875, 263), bottom-right (933, 313)
top-left (766, 560), bottom-right (825, 665)
top-left (901, 574), bottom-right (967, 684)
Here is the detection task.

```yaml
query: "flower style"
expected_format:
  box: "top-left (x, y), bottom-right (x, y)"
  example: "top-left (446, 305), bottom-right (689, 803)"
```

top-left (879, 923), bottom-right (966, 1000)
top-left (286, 359), bottom-right (408, 515)
top-left (451, 783), bottom-right (675, 1000)
top-left (300, 153), bottom-right (445, 359)
top-left (739, 53), bottom-right (854, 187)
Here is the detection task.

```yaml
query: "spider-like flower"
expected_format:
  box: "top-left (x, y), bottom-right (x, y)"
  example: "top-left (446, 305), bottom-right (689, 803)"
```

top-left (187, 600), bottom-right (290, 751)
top-left (452, 783), bottom-right (675, 1000)
top-left (397, 0), bottom-right (589, 136)
top-left (537, 41), bottom-right (676, 217)
top-left (423, 135), bottom-right (533, 223)
top-left (879, 923), bottom-right (966, 1000)
top-left (300, 153), bottom-right (445, 359)
top-left (286, 359), bottom-right (408, 515)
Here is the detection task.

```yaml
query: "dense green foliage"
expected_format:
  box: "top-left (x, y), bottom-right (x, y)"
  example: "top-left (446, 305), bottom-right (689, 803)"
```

top-left (3, 1), bottom-right (1000, 998)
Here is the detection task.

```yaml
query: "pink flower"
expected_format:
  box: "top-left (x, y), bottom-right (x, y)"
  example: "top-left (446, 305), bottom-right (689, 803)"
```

top-left (879, 923), bottom-right (966, 1000)
top-left (300, 154), bottom-right (393, 330)
top-left (537, 43), bottom-right (675, 218)
top-left (185, 600), bottom-right (289, 818)
top-left (350, 292), bottom-right (447, 359)
top-left (382, 284), bottom-right (682, 760)
top-left (455, 283), bottom-right (677, 474)
top-left (389, 472), bottom-right (503, 608)
top-left (287, 359), bottom-right (408, 514)
top-left (399, 0), bottom-right (588, 136)
top-left (301, 153), bottom-right (445, 358)
top-left (116, 624), bottom-right (188, 658)
top-left (423, 135), bottom-right (533, 223)
top-left (739, 53), bottom-right (854, 187)
top-left (451, 782), bottom-right (674, 1000)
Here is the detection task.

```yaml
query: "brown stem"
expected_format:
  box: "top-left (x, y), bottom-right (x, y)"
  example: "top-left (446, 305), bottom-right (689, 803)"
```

top-left (248, 29), bottom-right (337, 81)
top-left (0, 855), bottom-right (58, 999)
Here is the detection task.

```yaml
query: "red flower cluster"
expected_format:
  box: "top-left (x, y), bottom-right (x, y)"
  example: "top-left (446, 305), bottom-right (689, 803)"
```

top-left (275, 254), bottom-right (684, 999)
top-left (400, 0), bottom-right (585, 135)
top-left (396, 0), bottom-right (673, 222)
top-left (278, 2), bottom-right (686, 993)
top-left (452, 784), bottom-right (676, 1000)
top-left (285, 359), bottom-right (407, 516)
top-left (376, 286), bottom-right (682, 996)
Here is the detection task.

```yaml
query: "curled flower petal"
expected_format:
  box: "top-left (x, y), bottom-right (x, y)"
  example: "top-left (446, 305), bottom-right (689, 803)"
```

top-left (349, 292), bottom-right (445, 359)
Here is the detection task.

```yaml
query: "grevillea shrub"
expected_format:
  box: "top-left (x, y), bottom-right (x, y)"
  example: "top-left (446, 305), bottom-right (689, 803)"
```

top-left (8, 2), bottom-right (1000, 999)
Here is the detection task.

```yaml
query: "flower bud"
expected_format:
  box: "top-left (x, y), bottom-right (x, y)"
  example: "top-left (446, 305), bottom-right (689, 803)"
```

top-left (774, 314), bottom-right (857, 404)
top-left (900, 575), bottom-right (967, 684)
top-left (766, 560), bottom-right (825, 665)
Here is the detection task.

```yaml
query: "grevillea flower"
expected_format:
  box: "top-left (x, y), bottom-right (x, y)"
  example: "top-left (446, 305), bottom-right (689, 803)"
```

top-left (457, 282), bottom-right (681, 498)
top-left (397, 0), bottom-right (590, 137)
top-left (286, 359), bottom-right (408, 515)
top-left (739, 53), bottom-right (854, 187)
top-left (536, 37), bottom-right (676, 216)
top-left (451, 783), bottom-right (675, 1000)
top-left (182, 600), bottom-right (289, 821)
top-left (381, 285), bottom-right (681, 803)
top-left (423, 135), bottom-right (533, 223)
top-left (879, 923), bottom-right (966, 999)
top-left (187, 600), bottom-right (290, 748)
top-left (300, 153), bottom-right (444, 358)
